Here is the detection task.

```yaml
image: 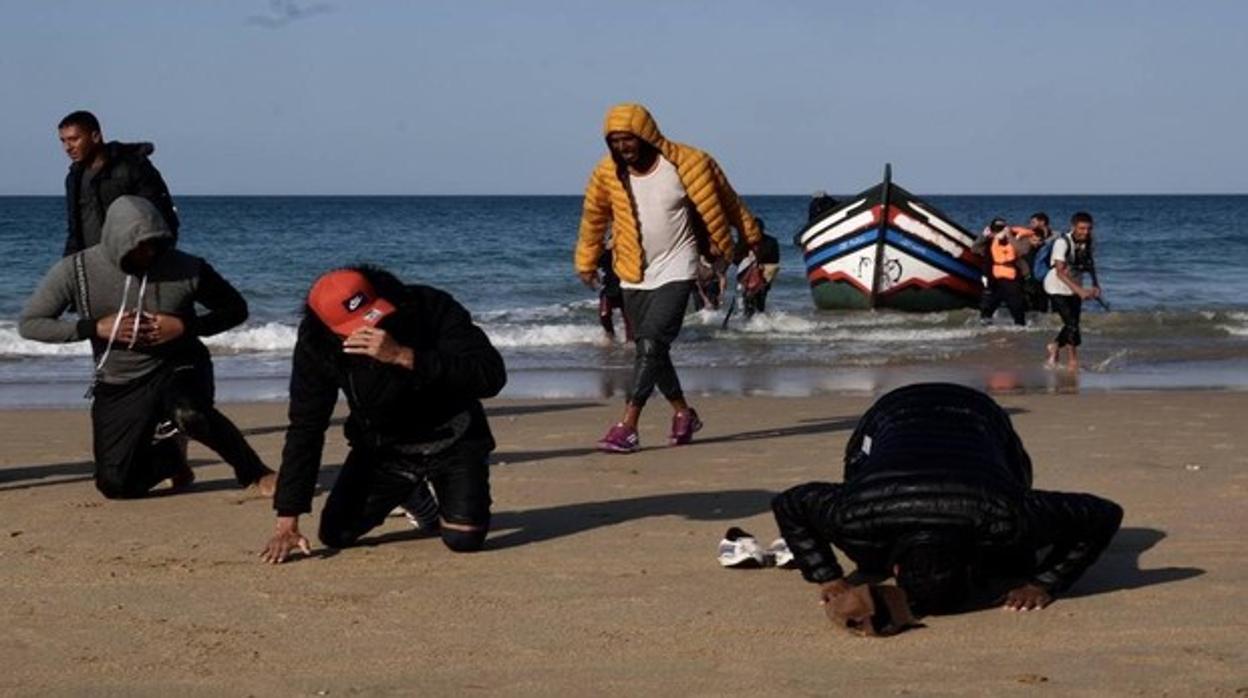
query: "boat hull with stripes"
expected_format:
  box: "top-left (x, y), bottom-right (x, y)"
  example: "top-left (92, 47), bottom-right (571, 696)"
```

top-left (795, 166), bottom-right (983, 312)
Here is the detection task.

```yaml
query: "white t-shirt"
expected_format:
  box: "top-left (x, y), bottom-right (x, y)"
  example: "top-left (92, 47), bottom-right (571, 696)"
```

top-left (621, 156), bottom-right (698, 291)
top-left (1043, 235), bottom-right (1085, 296)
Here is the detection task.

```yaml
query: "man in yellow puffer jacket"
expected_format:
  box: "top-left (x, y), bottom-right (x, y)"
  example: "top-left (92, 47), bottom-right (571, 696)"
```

top-left (574, 103), bottom-right (762, 453)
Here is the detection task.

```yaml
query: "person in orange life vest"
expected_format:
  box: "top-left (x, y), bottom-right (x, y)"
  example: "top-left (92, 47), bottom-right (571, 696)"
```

top-left (974, 217), bottom-right (1036, 326)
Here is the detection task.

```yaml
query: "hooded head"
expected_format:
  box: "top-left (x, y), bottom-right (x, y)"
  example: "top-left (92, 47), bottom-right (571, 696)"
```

top-left (603, 103), bottom-right (668, 169)
top-left (603, 103), bottom-right (666, 145)
top-left (825, 584), bottom-right (920, 637)
top-left (891, 534), bottom-right (972, 615)
top-left (101, 196), bottom-right (175, 274)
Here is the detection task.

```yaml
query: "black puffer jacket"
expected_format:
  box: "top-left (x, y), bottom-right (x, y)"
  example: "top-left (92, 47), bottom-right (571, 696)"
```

top-left (773, 383), bottom-right (1123, 594)
top-left (274, 268), bottom-right (507, 516)
top-left (64, 141), bottom-right (180, 255)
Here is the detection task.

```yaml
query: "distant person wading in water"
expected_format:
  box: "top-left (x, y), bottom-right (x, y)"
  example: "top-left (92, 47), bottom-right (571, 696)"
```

top-left (1023, 212), bottom-right (1055, 313)
top-left (597, 243), bottom-right (632, 341)
top-left (1044, 212), bottom-right (1102, 370)
top-left (574, 103), bottom-right (762, 453)
top-left (974, 217), bottom-right (1037, 327)
top-left (693, 255), bottom-right (729, 311)
top-left (736, 217), bottom-right (782, 319)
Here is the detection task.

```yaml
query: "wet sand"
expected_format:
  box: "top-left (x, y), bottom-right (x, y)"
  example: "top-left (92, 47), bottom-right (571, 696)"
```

top-left (1, 392), bottom-right (1245, 696)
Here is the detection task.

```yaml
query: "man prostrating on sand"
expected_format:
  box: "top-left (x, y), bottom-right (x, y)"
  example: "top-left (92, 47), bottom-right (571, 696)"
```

top-left (772, 383), bottom-right (1123, 625)
top-left (574, 103), bottom-right (762, 453)
top-left (19, 196), bottom-right (276, 499)
top-left (260, 268), bottom-right (506, 563)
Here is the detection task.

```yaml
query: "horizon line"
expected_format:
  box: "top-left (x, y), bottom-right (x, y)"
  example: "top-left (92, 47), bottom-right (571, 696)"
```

top-left (2, 192), bottom-right (1247, 198)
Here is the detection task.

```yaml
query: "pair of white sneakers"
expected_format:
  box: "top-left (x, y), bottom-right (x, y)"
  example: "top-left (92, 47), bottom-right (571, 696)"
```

top-left (716, 527), bottom-right (797, 569)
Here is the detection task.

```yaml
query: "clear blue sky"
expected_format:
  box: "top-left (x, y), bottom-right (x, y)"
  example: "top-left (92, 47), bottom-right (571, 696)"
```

top-left (1, 1), bottom-right (1244, 195)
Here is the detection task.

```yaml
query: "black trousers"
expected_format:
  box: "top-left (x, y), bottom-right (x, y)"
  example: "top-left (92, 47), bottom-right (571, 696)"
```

top-left (318, 439), bottom-right (492, 553)
top-left (1051, 295), bottom-right (1083, 347)
top-left (622, 280), bottom-right (693, 408)
top-left (90, 351), bottom-right (270, 499)
top-left (1023, 278), bottom-right (1050, 313)
top-left (980, 278), bottom-right (1027, 326)
top-left (743, 287), bottom-right (770, 318)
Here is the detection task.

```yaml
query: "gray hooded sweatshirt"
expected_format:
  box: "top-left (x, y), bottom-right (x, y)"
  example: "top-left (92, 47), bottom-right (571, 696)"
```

top-left (19, 195), bottom-right (248, 385)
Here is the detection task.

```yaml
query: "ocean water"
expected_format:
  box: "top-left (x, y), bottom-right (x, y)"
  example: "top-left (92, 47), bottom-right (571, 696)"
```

top-left (2, 194), bottom-right (1248, 406)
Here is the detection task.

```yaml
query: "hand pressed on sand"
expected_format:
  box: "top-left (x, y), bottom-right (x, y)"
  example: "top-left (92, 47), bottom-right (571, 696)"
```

top-left (260, 516), bottom-right (310, 564)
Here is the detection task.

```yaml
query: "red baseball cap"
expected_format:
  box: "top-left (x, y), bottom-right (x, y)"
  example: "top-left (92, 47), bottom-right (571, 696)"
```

top-left (307, 270), bottom-right (396, 337)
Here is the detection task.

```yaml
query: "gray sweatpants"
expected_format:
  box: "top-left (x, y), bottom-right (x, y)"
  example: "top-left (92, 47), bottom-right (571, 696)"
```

top-left (621, 280), bottom-right (693, 407)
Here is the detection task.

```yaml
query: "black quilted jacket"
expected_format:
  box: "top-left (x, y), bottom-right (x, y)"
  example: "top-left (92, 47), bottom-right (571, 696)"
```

top-left (64, 141), bottom-right (180, 255)
top-left (772, 383), bottom-right (1123, 593)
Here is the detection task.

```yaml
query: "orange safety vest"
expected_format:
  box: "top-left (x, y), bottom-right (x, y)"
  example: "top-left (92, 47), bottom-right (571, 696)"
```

top-left (990, 237), bottom-right (1018, 280)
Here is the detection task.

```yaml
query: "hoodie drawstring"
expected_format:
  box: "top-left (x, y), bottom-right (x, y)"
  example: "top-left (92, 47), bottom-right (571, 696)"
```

top-left (126, 274), bottom-right (148, 350)
top-left (95, 275), bottom-right (132, 374)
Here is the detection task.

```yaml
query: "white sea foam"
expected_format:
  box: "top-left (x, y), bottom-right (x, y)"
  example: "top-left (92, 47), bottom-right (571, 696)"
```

top-left (476, 299), bottom-right (597, 324)
top-left (0, 320), bottom-right (298, 358)
top-left (202, 322), bottom-right (298, 353)
top-left (483, 323), bottom-right (611, 348)
top-left (1217, 311), bottom-right (1248, 336)
top-left (849, 327), bottom-right (983, 343)
top-left (732, 311), bottom-right (821, 335)
top-left (0, 322), bottom-right (92, 357)
top-left (722, 311), bottom-right (982, 343)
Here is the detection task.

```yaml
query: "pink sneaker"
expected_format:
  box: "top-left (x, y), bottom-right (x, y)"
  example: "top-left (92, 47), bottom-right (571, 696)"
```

top-left (598, 423), bottom-right (640, 453)
top-left (670, 408), bottom-right (703, 446)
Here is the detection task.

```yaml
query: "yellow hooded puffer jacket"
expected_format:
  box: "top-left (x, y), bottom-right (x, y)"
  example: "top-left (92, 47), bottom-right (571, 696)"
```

top-left (574, 103), bottom-right (762, 284)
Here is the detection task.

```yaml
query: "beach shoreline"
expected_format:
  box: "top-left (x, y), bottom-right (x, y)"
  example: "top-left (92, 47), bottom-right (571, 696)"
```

top-left (2, 392), bottom-right (1244, 695)
top-left (5, 359), bottom-right (1248, 410)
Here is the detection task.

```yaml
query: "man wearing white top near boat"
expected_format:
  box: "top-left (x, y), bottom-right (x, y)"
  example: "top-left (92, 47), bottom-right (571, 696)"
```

top-left (1044, 211), bottom-right (1102, 370)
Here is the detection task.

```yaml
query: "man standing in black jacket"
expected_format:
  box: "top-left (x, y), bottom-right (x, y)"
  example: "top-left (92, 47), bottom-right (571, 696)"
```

top-left (773, 383), bottom-right (1123, 616)
top-left (261, 267), bottom-right (507, 563)
top-left (58, 110), bottom-right (180, 256)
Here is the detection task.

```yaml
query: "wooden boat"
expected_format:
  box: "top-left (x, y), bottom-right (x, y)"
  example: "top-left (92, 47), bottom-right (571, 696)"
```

top-left (795, 165), bottom-right (983, 311)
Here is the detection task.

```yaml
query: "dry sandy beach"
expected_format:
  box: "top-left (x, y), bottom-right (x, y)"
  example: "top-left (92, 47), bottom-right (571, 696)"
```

top-left (1, 392), bottom-right (1245, 696)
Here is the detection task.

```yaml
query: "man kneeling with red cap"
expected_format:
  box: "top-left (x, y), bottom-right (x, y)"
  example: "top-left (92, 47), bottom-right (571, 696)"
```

top-left (261, 267), bottom-right (506, 562)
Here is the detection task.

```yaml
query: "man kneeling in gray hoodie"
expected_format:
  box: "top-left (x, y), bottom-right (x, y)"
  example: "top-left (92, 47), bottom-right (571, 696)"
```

top-left (20, 195), bottom-right (276, 499)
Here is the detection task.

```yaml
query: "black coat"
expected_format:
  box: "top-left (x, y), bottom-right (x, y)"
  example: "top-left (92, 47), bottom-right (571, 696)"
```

top-left (64, 141), bottom-right (180, 256)
top-left (772, 383), bottom-right (1123, 594)
top-left (274, 272), bottom-right (507, 516)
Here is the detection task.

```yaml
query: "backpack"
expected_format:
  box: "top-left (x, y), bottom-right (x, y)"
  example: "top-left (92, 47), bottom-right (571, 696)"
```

top-left (1032, 233), bottom-right (1072, 282)
top-left (739, 263), bottom-right (767, 297)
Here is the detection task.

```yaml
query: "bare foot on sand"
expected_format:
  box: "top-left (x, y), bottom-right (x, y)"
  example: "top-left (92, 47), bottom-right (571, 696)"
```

top-left (253, 470), bottom-right (278, 498)
top-left (169, 463), bottom-right (196, 492)
top-left (1045, 343), bottom-right (1059, 368)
